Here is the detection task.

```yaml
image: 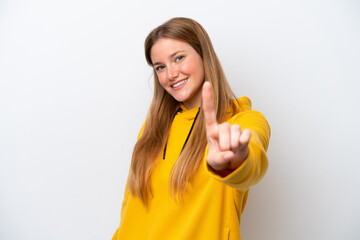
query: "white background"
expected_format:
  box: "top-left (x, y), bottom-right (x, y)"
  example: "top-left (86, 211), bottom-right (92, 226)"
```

top-left (1, 0), bottom-right (359, 239)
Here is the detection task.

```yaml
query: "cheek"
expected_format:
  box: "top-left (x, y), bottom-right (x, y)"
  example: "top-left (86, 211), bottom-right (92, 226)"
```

top-left (199, 66), bottom-right (205, 80)
top-left (180, 61), bottom-right (195, 75)
top-left (183, 58), bottom-right (204, 79)
top-left (156, 73), bottom-right (167, 87)
top-left (157, 74), bottom-right (165, 85)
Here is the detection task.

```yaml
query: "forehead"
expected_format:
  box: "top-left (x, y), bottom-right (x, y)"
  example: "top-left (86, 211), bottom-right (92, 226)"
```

top-left (150, 38), bottom-right (193, 61)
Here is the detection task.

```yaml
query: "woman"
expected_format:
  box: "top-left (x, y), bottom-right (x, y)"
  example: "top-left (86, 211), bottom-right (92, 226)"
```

top-left (112, 17), bottom-right (270, 240)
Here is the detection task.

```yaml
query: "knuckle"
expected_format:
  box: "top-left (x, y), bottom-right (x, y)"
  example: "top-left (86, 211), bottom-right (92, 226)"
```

top-left (219, 122), bottom-right (231, 131)
top-left (231, 124), bottom-right (241, 132)
top-left (231, 141), bottom-right (239, 149)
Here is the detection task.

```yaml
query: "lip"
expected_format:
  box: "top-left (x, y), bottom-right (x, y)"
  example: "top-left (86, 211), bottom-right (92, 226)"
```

top-left (171, 78), bottom-right (188, 90)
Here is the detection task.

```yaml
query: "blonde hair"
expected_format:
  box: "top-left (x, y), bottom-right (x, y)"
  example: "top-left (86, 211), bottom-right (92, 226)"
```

top-left (129, 17), bottom-right (239, 204)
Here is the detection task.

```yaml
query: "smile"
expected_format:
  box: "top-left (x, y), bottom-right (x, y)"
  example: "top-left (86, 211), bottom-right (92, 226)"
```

top-left (171, 78), bottom-right (188, 88)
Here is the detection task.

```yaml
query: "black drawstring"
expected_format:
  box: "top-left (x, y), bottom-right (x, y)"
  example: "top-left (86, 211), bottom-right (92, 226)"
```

top-left (163, 108), bottom-right (183, 159)
top-left (163, 107), bottom-right (201, 160)
top-left (181, 108), bottom-right (200, 152)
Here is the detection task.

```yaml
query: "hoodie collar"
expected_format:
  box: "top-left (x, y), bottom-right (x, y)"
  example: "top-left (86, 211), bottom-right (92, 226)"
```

top-left (177, 103), bottom-right (201, 120)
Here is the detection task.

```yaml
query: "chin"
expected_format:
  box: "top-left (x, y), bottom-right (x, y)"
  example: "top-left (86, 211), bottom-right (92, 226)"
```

top-left (173, 95), bottom-right (190, 104)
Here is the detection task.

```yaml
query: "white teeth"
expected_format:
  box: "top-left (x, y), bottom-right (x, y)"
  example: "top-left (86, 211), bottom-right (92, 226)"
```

top-left (172, 79), bottom-right (187, 88)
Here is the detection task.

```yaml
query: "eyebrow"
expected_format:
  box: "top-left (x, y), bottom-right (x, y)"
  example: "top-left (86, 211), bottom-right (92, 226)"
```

top-left (153, 50), bottom-right (186, 66)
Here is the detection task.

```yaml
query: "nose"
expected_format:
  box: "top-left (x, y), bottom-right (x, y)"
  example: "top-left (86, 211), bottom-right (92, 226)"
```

top-left (167, 65), bottom-right (179, 81)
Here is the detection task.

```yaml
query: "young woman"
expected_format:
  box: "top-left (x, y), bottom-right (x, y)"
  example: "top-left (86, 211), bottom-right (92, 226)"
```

top-left (112, 17), bottom-right (270, 240)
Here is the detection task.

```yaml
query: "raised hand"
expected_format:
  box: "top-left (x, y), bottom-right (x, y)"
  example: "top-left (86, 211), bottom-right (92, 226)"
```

top-left (202, 81), bottom-right (251, 173)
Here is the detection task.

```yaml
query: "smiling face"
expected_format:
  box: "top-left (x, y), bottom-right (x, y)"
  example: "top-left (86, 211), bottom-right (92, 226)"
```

top-left (150, 38), bottom-right (205, 109)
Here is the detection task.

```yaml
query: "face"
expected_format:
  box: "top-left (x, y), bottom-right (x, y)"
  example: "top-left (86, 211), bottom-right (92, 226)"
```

top-left (150, 38), bottom-right (205, 109)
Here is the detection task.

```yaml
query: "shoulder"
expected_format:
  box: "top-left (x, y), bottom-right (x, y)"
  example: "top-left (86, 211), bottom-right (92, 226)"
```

top-left (136, 122), bottom-right (147, 140)
top-left (227, 97), bottom-right (268, 124)
top-left (228, 97), bottom-right (271, 150)
top-left (229, 96), bottom-right (266, 123)
top-left (228, 96), bottom-right (261, 124)
top-left (235, 96), bottom-right (252, 111)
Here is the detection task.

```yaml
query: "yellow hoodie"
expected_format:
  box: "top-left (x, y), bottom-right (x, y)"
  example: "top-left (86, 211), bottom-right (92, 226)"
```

top-left (112, 97), bottom-right (270, 240)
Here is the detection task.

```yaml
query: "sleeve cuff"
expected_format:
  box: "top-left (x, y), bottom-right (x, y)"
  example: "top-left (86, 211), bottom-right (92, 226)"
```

top-left (203, 145), bottom-right (254, 189)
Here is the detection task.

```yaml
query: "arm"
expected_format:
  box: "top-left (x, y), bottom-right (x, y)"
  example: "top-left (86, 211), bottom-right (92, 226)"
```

top-left (202, 82), bottom-right (270, 191)
top-left (112, 123), bottom-right (146, 239)
top-left (205, 109), bottom-right (270, 191)
top-left (112, 173), bottom-right (131, 240)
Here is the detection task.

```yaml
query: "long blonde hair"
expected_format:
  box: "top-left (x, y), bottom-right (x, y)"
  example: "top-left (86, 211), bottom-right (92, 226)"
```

top-left (129, 17), bottom-right (239, 204)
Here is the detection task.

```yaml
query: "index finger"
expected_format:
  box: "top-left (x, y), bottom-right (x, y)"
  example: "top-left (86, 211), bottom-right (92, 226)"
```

top-left (202, 81), bottom-right (218, 130)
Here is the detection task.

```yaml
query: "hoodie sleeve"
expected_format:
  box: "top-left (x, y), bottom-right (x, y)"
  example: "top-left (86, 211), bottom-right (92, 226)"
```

top-left (111, 179), bottom-right (131, 239)
top-left (112, 123), bottom-right (147, 240)
top-left (203, 107), bottom-right (271, 192)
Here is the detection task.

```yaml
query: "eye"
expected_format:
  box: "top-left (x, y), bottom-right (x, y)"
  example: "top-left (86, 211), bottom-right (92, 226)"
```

top-left (155, 65), bottom-right (165, 71)
top-left (175, 56), bottom-right (184, 62)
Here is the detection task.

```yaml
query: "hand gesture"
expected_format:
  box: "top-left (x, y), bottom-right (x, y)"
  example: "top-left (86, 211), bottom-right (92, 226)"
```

top-left (202, 82), bottom-right (251, 172)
